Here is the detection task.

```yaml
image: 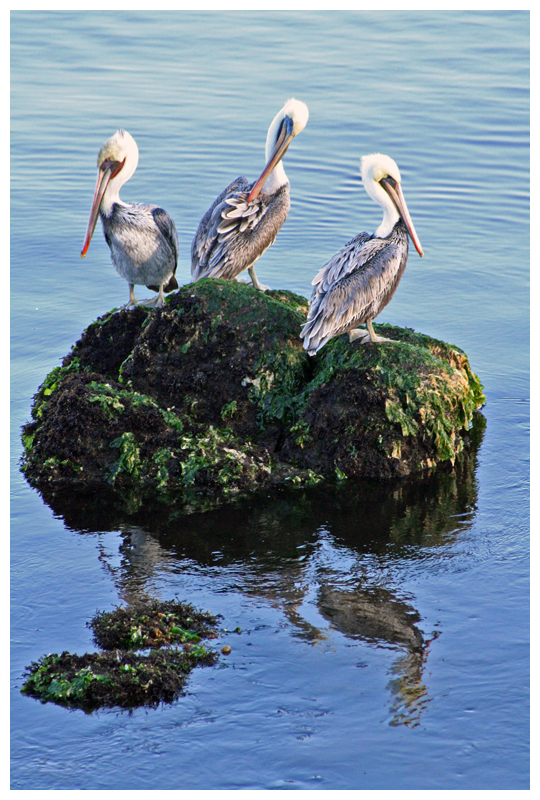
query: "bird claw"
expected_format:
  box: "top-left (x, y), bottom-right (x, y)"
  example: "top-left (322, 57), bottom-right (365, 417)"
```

top-left (137, 296), bottom-right (164, 309)
top-left (349, 327), bottom-right (395, 345)
top-left (235, 275), bottom-right (270, 292)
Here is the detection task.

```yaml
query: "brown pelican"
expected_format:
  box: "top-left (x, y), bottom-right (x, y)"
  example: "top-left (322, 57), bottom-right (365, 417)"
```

top-left (191, 98), bottom-right (309, 290)
top-left (301, 153), bottom-right (424, 355)
top-left (81, 129), bottom-right (178, 308)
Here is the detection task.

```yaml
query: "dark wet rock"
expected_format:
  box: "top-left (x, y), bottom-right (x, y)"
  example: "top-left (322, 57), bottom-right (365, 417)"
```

top-left (21, 280), bottom-right (485, 511)
top-left (64, 304), bottom-right (149, 379)
top-left (21, 646), bottom-right (217, 712)
top-left (89, 599), bottom-right (219, 651)
top-left (21, 599), bottom-right (220, 712)
top-left (281, 324), bottom-right (486, 479)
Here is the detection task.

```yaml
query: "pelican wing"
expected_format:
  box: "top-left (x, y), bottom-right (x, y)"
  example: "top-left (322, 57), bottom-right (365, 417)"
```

top-left (311, 233), bottom-right (383, 293)
top-left (151, 207), bottom-right (179, 267)
top-left (191, 177), bottom-right (271, 281)
top-left (144, 206), bottom-right (179, 292)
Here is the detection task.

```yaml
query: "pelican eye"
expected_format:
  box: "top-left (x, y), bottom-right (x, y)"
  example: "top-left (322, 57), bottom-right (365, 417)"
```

top-left (283, 115), bottom-right (294, 137)
top-left (100, 157), bottom-right (126, 179)
top-left (380, 175), bottom-right (398, 189)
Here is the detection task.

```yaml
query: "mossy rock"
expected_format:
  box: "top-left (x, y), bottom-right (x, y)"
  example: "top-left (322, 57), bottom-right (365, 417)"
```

top-left (89, 600), bottom-right (219, 650)
top-left (21, 280), bottom-right (485, 509)
top-left (280, 323), bottom-right (486, 479)
top-left (21, 599), bottom-right (220, 712)
top-left (21, 647), bottom-right (217, 712)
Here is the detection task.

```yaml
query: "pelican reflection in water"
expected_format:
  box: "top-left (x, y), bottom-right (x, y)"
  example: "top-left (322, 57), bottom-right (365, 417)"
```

top-left (191, 98), bottom-right (309, 291)
top-left (81, 129), bottom-right (178, 309)
top-left (301, 153), bottom-right (424, 354)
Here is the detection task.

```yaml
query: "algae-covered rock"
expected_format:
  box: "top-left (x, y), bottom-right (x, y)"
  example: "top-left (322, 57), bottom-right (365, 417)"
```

top-left (281, 323), bottom-right (486, 479)
top-left (21, 280), bottom-right (485, 509)
top-left (89, 599), bottom-right (219, 651)
top-left (21, 599), bottom-right (220, 712)
top-left (21, 648), bottom-right (217, 712)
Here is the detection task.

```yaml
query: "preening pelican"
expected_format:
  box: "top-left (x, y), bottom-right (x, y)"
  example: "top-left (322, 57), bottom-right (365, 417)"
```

top-left (300, 153), bottom-right (423, 355)
top-left (81, 129), bottom-right (178, 308)
top-left (191, 98), bottom-right (309, 290)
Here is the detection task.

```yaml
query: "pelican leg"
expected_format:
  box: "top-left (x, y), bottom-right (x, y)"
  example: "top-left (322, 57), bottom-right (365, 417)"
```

top-left (348, 327), bottom-right (371, 344)
top-left (366, 319), bottom-right (396, 344)
top-left (248, 265), bottom-right (270, 292)
top-left (123, 284), bottom-right (138, 309)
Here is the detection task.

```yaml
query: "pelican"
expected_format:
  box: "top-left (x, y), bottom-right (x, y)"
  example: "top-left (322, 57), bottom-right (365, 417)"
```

top-left (81, 129), bottom-right (178, 308)
top-left (191, 98), bottom-right (309, 290)
top-left (300, 153), bottom-right (424, 355)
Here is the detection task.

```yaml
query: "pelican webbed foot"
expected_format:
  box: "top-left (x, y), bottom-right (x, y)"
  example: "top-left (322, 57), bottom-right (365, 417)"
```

top-left (138, 296), bottom-right (164, 309)
top-left (349, 320), bottom-right (396, 345)
top-left (137, 284), bottom-right (165, 309)
top-left (236, 274), bottom-right (270, 291)
top-left (348, 328), bottom-right (372, 345)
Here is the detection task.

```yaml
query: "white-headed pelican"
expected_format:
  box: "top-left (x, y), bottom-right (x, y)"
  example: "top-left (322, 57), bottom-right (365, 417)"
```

top-left (191, 98), bottom-right (309, 291)
top-left (301, 153), bottom-right (423, 354)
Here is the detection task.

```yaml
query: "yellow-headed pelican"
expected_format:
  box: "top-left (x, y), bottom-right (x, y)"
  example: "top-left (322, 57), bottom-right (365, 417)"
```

top-left (81, 129), bottom-right (178, 308)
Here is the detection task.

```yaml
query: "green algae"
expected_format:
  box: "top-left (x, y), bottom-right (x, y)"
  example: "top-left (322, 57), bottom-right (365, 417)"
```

top-left (153, 447), bottom-right (174, 490)
top-left (248, 344), bottom-right (310, 428)
top-left (22, 655), bottom-right (113, 706)
top-left (31, 358), bottom-right (82, 421)
top-left (292, 324), bottom-right (485, 467)
top-left (90, 600), bottom-right (219, 650)
top-left (87, 381), bottom-right (185, 432)
top-left (221, 400), bottom-right (238, 420)
top-left (21, 647), bottom-right (217, 712)
top-left (193, 279), bottom-right (307, 334)
top-left (109, 431), bottom-right (142, 482)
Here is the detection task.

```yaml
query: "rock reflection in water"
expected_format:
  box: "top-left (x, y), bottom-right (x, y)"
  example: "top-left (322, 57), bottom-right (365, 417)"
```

top-left (96, 526), bottom-right (179, 606)
top-left (30, 422), bottom-right (483, 724)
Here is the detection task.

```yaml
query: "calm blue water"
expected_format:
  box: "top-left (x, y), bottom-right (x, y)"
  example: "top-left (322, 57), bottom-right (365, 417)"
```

top-left (11, 10), bottom-right (529, 790)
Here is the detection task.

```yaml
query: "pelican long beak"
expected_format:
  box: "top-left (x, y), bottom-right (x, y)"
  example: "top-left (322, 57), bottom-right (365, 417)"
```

top-left (247, 115), bottom-right (295, 203)
top-left (381, 177), bottom-right (424, 257)
top-left (81, 158), bottom-right (125, 258)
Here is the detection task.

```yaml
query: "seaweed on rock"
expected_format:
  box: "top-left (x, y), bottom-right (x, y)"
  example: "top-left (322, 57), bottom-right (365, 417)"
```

top-left (21, 599), bottom-right (220, 712)
top-left (21, 280), bottom-right (485, 509)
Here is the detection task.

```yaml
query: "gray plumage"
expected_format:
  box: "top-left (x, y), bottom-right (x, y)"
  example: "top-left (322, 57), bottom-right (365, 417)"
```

top-left (191, 98), bottom-right (309, 290)
top-left (81, 129), bottom-right (178, 308)
top-left (301, 222), bottom-right (409, 354)
top-left (301, 152), bottom-right (424, 355)
top-left (102, 202), bottom-right (178, 293)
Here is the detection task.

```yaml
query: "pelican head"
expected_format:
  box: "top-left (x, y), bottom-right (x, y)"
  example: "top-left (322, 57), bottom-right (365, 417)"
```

top-left (361, 153), bottom-right (423, 257)
top-left (81, 129), bottom-right (139, 258)
top-left (248, 98), bottom-right (309, 202)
